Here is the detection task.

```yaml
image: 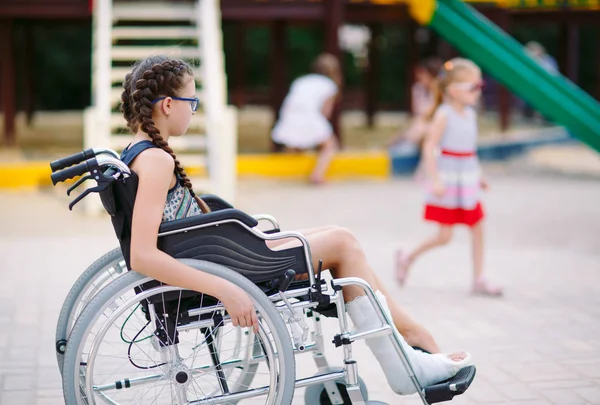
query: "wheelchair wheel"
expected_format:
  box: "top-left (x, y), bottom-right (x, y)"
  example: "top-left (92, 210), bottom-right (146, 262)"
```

top-left (54, 249), bottom-right (254, 382)
top-left (56, 250), bottom-right (259, 395)
top-left (55, 247), bottom-right (125, 374)
top-left (304, 367), bottom-right (368, 405)
top-left (62, 260), bottom-right (295, 404)
top-left (55, 247), bottom-right (126, 374)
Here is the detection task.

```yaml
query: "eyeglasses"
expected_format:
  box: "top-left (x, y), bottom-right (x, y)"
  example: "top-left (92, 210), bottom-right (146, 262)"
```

top-left (152, 96), bottom-right (200, 112)
top-left (450, 82), bottom-right (485, 92)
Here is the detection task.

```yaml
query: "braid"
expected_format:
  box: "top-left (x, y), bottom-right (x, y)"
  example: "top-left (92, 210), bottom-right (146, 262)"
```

top-left (124, 56), bottom-right (210, 214)
top-left (120, 73), bottom-right (135, 131)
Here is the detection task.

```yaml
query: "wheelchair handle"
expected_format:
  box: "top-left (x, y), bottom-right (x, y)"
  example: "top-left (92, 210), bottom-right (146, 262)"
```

top-left (51, 158), bottom-right (97, 185)
top-left (50, 148), bottom-right (120, 172)
top-left (50, 148), bottom-right (95, 172)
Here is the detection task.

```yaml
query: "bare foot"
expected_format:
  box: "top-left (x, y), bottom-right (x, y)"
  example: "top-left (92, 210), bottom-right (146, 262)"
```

top-left (472, 277), bottom-right (503, 297)
top-left (395, 249), bottom-right (412, 286)
top-left (309, 175), bottom-right (325, 185)
top-left (447, 352), bottom-right (469, 362)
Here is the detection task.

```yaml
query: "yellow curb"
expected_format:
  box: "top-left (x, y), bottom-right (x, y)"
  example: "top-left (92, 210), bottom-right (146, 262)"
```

top-left (237, 152), bottom-right (390, 179)
top-left (0, 162), bottom-right (52, 189)
top-left (185, 166), bottom-right (208, 177)
top-left (0, 152), bottom-right (390, 190)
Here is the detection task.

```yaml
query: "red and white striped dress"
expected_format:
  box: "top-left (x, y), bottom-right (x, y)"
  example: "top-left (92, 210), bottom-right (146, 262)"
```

top-left (424, 104), bottom-right (484, 227)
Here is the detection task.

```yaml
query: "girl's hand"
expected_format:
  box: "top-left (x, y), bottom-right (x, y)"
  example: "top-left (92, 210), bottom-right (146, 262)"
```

top-left (217, 282), bottom-right (259, 333)
top-left (480, 177), bottom-right (489, 191)
top-left (432, 179), bottom-right (446, 198)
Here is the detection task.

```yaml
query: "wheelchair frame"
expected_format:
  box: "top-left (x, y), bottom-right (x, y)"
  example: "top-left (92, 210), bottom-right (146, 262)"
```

top-left (51, 148), bottom-right (476, 405)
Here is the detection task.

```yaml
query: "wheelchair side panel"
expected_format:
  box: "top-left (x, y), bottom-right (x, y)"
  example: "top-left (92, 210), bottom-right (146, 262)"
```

top-left (159, 222), bottom-right (309, 283)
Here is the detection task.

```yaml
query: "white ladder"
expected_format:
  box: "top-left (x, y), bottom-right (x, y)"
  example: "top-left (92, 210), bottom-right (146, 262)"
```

top-left (84, 0), bottom-right (237, 212)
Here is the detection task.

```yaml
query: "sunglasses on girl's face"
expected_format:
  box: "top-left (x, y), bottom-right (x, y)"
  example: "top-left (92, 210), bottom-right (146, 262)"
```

top-left (152, 96), bottom-right (200, 112)
top-left (451, 82), bottom-right (485, 92)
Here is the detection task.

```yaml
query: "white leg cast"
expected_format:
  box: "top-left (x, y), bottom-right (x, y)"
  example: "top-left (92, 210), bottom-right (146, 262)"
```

top-left (345, 291), bottom-right (472, 395)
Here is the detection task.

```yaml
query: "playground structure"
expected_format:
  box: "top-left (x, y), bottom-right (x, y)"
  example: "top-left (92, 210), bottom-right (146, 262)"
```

top-left (85, 0), bottom-right (237, 205)
top-left (221, 0), bottom-right (600, 151)
top-left (1, 0), bottom-right (599, 152)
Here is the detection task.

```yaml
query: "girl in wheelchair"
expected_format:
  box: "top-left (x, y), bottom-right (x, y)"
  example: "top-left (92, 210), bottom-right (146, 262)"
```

top-left (119, 55), bottom-right (471, 396)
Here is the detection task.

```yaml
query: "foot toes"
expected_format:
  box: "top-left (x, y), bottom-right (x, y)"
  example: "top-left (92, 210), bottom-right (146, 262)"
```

top-left (447, 351), bottom-right (468, 362)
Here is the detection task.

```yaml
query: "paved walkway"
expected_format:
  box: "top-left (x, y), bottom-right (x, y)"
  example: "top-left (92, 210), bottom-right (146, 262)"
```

top-left (0, 163), bottom-right (599, 404)
top-left (525, 144), bottom-right (600, 179)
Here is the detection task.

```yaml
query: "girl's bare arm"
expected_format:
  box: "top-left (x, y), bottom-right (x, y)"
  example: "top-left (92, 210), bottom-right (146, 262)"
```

top-left (129, 148), bottom-right (230, 297)
top-left (422, 111), bottom-right (447, 182)
top-left (129, 148), bottom-right (259, 331)
top-left (321, 95), bottom-right (337, 119)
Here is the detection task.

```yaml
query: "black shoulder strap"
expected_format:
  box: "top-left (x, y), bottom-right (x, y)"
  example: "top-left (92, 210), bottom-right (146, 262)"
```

top-left (121, 140), bottom-right (158, 166)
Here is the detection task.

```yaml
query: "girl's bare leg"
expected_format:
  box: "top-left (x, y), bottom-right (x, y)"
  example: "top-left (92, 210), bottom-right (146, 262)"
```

top-left (470, 221), bottom-right (502, 295)
top-left (405, 225), bottom-right (453, 267)
top-left (269, 226), bottom-right (440, 353)
top-left (266, 225), bottom-right (336, 249)
top-left (471, 221), bottom-right (484, 281)
top-left (310, 137), bottom-right (337, 184)
top-left (369, 271), bottom-right (440, 353)
top-left (396, 225), bottom-right (453, 286)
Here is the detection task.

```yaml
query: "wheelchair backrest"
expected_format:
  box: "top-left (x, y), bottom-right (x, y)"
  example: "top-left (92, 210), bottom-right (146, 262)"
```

top-left (98, 168), bottom-right (139, 271)
top-left (51, 149), bottom-right (310, 306)
top-left (98, 169), bottom-right (310, 286)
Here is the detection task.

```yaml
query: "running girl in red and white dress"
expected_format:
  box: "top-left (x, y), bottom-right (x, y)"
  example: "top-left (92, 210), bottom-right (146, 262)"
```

top-left (395, 58), bottom-right (503, 297)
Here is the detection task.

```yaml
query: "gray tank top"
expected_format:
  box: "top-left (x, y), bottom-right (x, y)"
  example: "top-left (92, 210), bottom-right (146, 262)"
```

top-left (120, 141), bottom-right (203, 222)
top-left (436, 103), bottom-right (478, 153)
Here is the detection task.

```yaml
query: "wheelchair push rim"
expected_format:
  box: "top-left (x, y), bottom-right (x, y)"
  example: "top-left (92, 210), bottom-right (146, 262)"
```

top-left (86, 285), bottom-right (272, 404)
top-left (56, 250), bottom-right (251, 382)
top-left (57, 253), bottom-right (259, 395)
top-left (62, 261), bottom-right (296, 405)
top-left (56, 247), bottom-right (125, 373)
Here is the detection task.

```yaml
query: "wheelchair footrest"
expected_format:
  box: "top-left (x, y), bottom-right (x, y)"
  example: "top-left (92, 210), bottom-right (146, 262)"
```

top-left (424, 365), bottom-right (476, 403)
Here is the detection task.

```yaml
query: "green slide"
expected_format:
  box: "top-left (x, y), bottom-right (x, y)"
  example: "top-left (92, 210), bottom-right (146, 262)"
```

top-left (427, 0), bottom-right (600, 152)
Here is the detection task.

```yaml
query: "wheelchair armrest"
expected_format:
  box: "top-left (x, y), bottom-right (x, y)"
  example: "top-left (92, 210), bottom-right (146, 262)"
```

top-left (200, 194), bottom-right (234, 212)
top-left (252, 214), bottom-right (281, 234)
top-left (158, 208), bottom-right (259, 234)
top-left (157, 209), bottom-right (308, 284)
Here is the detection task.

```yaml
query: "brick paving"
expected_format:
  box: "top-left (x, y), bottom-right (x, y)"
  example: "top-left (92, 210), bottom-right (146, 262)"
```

top-left (0, 164), bottom-right (599, 404)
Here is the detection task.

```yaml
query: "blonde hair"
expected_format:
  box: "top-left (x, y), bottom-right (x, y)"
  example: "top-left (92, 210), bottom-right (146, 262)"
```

top-left (425, 58), bottom-right (480, 121)
top-left (311, 53), bottom-right (343, 88)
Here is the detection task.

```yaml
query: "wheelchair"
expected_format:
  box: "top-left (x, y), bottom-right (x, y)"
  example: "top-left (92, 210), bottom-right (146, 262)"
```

top-left (50, 148), bottom-right (477, 405)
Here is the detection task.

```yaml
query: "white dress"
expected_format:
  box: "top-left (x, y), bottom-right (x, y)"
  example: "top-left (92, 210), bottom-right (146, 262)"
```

top-left (271, 74), bottom-right (338, 149)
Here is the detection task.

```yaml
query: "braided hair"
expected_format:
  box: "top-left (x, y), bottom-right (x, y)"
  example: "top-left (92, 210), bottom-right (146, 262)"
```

top-left (120, 55), bottom-right (210, 213)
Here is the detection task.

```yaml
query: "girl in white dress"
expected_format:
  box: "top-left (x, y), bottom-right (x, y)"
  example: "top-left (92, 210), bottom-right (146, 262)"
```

top-left (272, 53), bottom-right (342, 184)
